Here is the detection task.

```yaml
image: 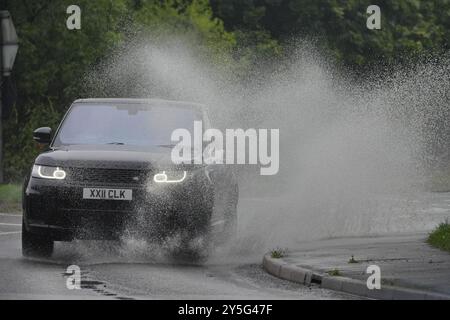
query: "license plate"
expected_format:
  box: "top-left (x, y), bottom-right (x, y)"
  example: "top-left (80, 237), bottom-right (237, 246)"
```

top-left (83, 188), bottom-right (132, 200)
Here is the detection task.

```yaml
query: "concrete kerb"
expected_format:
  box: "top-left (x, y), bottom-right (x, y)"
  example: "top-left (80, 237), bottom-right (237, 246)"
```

top-left (262, 253), bottom-right (450, 300)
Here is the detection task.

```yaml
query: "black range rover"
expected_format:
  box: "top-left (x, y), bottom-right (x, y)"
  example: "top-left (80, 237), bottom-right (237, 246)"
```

top-left (22, 98), bottom-right (238, 258)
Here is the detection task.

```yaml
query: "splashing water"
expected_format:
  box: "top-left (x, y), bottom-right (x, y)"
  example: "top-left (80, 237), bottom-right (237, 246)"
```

top-left (83, 37), bottom-right (450, 260)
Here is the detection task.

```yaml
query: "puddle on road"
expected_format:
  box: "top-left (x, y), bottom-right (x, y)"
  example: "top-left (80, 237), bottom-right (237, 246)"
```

top-left (61, 269), bottom-right (133, 300)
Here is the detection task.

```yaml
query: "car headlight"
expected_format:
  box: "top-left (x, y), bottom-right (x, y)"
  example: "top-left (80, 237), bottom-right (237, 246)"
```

top-left (32, 165), bottom-right (66, 180)
top-left (153, 171), bottom-right (187, 183)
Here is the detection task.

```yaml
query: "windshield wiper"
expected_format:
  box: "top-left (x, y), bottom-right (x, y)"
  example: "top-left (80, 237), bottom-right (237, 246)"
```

top-left (106, 142), bottom-right (125, 145)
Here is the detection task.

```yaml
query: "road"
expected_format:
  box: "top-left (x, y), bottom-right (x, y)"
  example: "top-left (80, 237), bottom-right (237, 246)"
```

top-left (2, 191), bottom-right (448, 300)
top-left (0, 212), bottom-right (353, 300)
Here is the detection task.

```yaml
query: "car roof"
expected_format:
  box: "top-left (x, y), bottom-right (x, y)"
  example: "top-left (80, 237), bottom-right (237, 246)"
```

top-left (73, 98), bottom-right (206, 109)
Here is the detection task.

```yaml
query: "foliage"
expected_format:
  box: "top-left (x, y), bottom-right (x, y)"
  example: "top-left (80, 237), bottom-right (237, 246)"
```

top-left (4, 102), bottom-right (61, 180)
top-left (428, 221), bottom-right (450, 252)
top-left (2, 0), bottom-right (449, 181)
top-left (211, 0), bottom-right (450, 66)
top-left (348, 255), bottom-right (358, 264)
top-left (430, 169), bottom-right (450, 192)
top-left (327, 268), bottom-right (341, 276)
top-left (7, 0), bottom-right (128, 113)
top-left (123, 0), bottom-right (236, 65)
top-left (270, 248), bottom-right (287, 258)
top-left (0, 184), bottom-right (22, 212)
top-left (3, 0), bottom-right (236, 181)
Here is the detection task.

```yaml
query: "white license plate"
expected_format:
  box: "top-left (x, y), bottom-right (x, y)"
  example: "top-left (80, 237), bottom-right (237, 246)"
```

top-left (83, 188), bottom-right (132, 200)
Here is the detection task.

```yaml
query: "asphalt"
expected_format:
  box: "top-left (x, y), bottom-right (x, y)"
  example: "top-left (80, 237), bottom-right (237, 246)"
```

top-left (4, 191), bottom-right (449, 300)
top-left (264, 233), bottom-right (450, 299)
top-left (0, 212), bottom-right (354, 300)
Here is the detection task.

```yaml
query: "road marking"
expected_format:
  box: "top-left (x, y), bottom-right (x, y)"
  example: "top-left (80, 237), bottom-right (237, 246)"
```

top-left (0, 223), bottom-right (21, 226)
top-left (0, 231), bottom-right (21, 235)
top-left (0, 213), bottom-right (22, 217)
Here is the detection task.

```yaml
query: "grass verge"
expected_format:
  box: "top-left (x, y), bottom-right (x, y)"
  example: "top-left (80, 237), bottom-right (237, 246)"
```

top-left (327, 268), bottom-right (341, 276)
top-left (270, 248), bottom-right (287, 259)
top-left (0, 184), bottom-right (22, 213)
top-left (430, 169), bottom-right (450, 192)
top-left (427, 222), bottom-right (450, 252)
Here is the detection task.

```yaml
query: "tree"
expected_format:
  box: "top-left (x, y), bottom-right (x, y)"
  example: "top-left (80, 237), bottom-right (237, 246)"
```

top-left (3, 0), bottom-right (237, 180)
top-left (211, 0), bottom-right (450, 66)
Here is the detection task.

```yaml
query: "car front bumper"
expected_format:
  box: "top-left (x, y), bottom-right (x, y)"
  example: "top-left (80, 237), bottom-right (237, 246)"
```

top-left (24, 171), bottom-right (214, 241)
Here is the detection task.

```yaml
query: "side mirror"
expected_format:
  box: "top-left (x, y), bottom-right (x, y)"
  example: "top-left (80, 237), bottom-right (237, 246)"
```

top-left (33, 127), bottom-right (52, 144)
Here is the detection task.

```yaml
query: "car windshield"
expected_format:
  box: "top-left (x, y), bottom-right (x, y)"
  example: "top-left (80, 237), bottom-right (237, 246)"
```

top-left (52, 103), bottom-right (203, 147)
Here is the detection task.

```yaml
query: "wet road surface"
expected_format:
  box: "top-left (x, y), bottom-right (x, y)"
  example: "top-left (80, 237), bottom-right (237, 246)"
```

top-left (0, 213), bottom-right (354, 300)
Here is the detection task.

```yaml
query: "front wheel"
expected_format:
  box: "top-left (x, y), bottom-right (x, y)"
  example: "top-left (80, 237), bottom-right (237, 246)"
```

top-left (22, 220), bottom-right (54, 258)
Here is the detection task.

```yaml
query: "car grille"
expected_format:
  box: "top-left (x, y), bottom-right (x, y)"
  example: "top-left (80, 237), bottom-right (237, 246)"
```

top-left (65, 167), bottom-right (150, 186)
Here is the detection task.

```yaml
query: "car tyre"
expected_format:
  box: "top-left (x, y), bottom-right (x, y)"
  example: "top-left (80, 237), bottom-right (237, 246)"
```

top-left (22, 220), bottom-right (54, 258)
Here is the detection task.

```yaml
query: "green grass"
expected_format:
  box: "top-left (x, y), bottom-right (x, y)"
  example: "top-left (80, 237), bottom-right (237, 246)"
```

top-left (270, 248), bottom-right (287, 259)
top-left (327, 268), bottom-right (341, 276)
top-left (427, 222), bottom-right (450, 252)
top-left (430, 170), bottom-right (450, 192)
top-left (0, 184), bottom-right (22, 213)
